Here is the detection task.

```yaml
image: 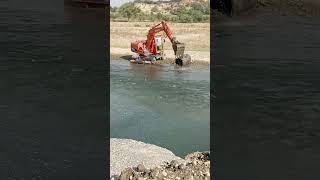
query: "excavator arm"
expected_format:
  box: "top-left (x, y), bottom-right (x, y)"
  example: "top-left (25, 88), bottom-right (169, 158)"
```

top-left (145, 21), bottom-right (184, 58)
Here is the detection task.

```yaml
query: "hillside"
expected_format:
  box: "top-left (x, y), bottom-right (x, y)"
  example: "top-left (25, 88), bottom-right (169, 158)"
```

top-left (110, 0), bottom-right (210, 22)
top-left (133, 0), bottom-right (209, 15)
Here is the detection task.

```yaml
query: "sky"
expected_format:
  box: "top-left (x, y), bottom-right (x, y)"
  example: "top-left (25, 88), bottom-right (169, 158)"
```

top-left (110, 0), bottom-right (134, 7)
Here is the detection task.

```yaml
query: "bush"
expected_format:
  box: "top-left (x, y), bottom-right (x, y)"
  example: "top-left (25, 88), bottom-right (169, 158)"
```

top-left (179, 14), bottom-right (193, 23)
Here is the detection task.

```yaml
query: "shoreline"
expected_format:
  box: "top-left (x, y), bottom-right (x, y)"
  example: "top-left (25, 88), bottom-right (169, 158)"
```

top-left (110, 48), bottom-right (210, 65)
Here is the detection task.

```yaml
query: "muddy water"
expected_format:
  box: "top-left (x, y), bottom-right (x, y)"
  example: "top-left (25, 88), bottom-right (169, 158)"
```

top-left (213, 14), bottom-right (320, 179)
top-left (110, 60), bottom-right (210, 157)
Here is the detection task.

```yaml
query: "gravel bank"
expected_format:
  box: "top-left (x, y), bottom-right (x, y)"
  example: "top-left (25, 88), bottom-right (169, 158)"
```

top-left (110, 138), bottom-right (184, 178)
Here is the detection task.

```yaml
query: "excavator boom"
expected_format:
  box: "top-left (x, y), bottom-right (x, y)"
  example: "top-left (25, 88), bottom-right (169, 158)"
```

top-left (145, 21), bottom-right (184, 57)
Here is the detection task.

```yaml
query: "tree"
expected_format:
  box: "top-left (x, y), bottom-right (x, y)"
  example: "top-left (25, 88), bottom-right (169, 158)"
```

top-left (118, 3), bottom-right (141, 21)
top-left (156, 12), bottom-right (163, 20)
top-left (190, 10), bottom-right (203, 22)
top-left (151, 6), bottom-right (159, 13)
top-left (110, 6), bottom-right (118, 13)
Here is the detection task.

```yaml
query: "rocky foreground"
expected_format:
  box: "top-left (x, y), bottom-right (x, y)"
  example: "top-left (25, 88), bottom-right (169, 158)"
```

top-left (110, 138), bottom-right (210, 180)
top-left (118, 152), bottom-right (210, 180)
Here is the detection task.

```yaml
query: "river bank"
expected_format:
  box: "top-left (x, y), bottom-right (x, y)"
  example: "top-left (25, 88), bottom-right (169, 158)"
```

top-left (110, 138), bottom-right (210, 179)
top-left (111, 47), bottom-right (210, 65)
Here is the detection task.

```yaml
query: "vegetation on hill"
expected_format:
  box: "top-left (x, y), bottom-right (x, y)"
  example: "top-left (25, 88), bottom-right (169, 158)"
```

top-left (110, 0), bottom-right (210, 23)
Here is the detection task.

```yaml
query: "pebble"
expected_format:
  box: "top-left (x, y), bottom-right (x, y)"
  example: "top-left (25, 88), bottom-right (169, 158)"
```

top-left (170, 160), bottom-right (179, 168)
top-left (184, 175), bottom-right (194, 180)
top-left (178, 163), bottom-right (186, 170)
top-left (150, 168), bottom-right (160, 178)
top-left (137, 164), bottom-right (146, 172)
top-left (204, 161), bottom-right (210, 166)
top-left (162, 171), bottom-right (167, 177)
top-left (144, 169), bottom-right (151, 174)
top-left (192, 160), bottom-right (197, 166)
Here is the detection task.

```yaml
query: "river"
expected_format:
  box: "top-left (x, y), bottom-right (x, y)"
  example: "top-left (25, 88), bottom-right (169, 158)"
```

top-left (110, 60), bottom-right (210, 157)
top-left (213, 11), bottom-right (320, 179)
top-left (1, 1), bottom-right (107, 179)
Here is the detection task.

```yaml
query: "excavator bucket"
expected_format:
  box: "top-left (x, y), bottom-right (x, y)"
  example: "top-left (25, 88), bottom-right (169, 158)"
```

top-left (173, 43), bottom-right (191, 66)
top-left (173, 43), bottom-right (185, 59)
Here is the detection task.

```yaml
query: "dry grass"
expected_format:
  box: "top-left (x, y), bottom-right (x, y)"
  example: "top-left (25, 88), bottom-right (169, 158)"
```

top-left (110, 22), bottom-right (210, 52)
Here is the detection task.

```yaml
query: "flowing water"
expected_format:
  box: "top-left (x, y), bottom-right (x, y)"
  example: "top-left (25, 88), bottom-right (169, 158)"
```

top-left (110, 60), bottom-right (210, 157)
top-left (213, 13), bottom-right (320, 179)
top-left (1, 1), bottom-right (107, 179)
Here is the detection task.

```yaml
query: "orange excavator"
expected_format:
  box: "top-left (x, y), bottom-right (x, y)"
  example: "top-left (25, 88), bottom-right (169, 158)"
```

top-left (130, 21), bottom-right (191, 66)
